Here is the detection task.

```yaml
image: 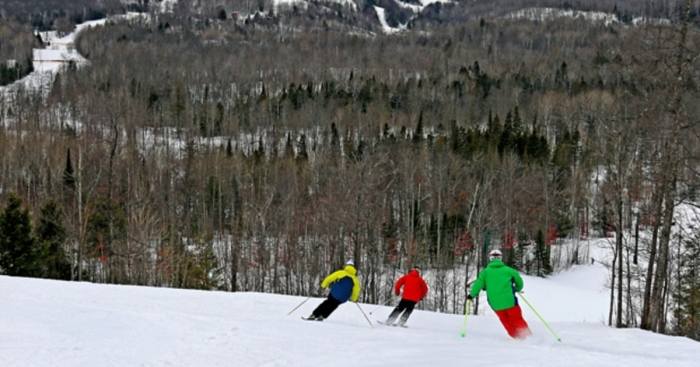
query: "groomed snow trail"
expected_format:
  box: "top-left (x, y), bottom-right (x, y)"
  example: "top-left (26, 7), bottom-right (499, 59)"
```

top-left (1, 255), bottom-right (698, 366)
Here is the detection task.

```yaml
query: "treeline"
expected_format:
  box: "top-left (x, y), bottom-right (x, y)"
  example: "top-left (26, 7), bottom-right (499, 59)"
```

top-left (0, 0), bottom-right (126, 31)
top-left (0, 2), bottom-right (699, 339)
top-left (411, 0), bottom-right (700, 26)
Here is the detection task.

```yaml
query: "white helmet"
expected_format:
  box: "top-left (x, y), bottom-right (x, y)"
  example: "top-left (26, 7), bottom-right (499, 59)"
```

top-left (488, 249), bottom-right (502, 261)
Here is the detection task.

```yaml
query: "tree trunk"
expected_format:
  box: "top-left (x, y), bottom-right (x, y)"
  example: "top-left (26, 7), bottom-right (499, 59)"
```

top-left (608, 242), bottom-right (616, 327)
top-left (641, 187), bottom-right (663, 330)
top-left (616, 195), bottom-right (624, 327)
top-left (633, 210), bottom-right (640, 265)
top-left (650, 177), bottom-right (676, 332)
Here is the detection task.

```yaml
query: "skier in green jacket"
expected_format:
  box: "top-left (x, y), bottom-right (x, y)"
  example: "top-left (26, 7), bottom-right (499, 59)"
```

top-left (468, 249), bottom-right (532, 339)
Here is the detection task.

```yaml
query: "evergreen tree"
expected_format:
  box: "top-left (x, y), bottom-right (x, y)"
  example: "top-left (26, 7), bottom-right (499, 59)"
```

top-left (0, 194), bottom-right (38, 276)
top-left (498, 110), bottom-right (514, 155)
top-left (488, 113), bottom-right (502, 149)
top-left (214, 101), bottom-right (224, 135)
top-left (36, 201), bottom-right (71, 280)
top-left (413, 111), bottom-right (424, 144)
top-left (63, 148), bottom-right (75, 190)
top-left (217, 7), bottom-right (227, 21)
top-left (86, 197), bottom-right (127, 267)
top-left (449, 120), bottom-right (463, 153)
top-left (330, 122), bottom-right (341, 162)
top-left (512, 106), bottom-right (523, 136)
top-left (673, 229), bottom-right (700, 340)
top-left (555, 61), bottom-right (569, 89)
top-left (226, 138), bottom-right (233, 157)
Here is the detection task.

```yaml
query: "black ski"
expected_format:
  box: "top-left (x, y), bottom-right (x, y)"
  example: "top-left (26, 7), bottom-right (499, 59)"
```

top-left (301, 316), bottom-right (323, 321)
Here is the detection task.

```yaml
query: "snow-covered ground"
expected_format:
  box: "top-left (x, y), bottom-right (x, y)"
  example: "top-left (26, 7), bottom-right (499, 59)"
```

top-left (0, 14), bottom-right (147, 100)
top-left (0, 20), bottom-right (99, 98)
top-left (374, 6), bottom-right (405, 34)
top-left (506, 7), bottom-right (671, 26)
top-left (273, 0), bottom-right (358, 13)
top-left (2, 253), bottom-right (698, 366)
top-left (395, 0), bottom-right (451, 13)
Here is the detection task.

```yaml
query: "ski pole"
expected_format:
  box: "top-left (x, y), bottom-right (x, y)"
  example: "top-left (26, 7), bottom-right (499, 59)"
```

top-left (460, 299), bottom-right (472, 338)
top-left (286, 296), bottom-right (311, 316)
top-left (355, 302), bottom-right (374, 328)
top-left (518, 292), bottom-right (562, 342)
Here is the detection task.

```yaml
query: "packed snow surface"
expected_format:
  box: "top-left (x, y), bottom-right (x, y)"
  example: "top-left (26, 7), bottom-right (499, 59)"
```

top-left (1, 256), bottom-right (698, 366)
top-left (374, 6), bottom-right (405, 34)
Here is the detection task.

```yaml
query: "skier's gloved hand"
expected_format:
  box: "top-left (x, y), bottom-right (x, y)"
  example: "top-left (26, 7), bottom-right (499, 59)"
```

top-left (394, 291), bottom-right (400, 296)
top-left (466, 294), bottom-right (474, 300)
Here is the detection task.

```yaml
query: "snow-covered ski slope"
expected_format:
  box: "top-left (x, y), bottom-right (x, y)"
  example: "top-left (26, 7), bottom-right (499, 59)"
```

top-left (1, 249), bottom-right (698, 366)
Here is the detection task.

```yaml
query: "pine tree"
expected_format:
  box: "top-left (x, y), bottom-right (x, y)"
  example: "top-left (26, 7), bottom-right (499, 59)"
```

top-left (63, 148), bottom-right (75, 190)
top-left (226, 138), bottom-right (233, 157)
top-left (488, 113), bottom-right (502, 149)
top-left (217, 7), bottom-right (227, 21)
top-left (214, 102), bottom-right (224, 135)
top-left (330, 122), bottom-right (341, 162)
top-left (36, 201), bottom-right (71, 280)
top-left (413, 111), bottom-right (424, 144)
top-left (673, 229), bottom-right (700, 340)
top-left (498, 111), bottom-right (513, 155)
top-left (0, 194), bottom-right (38, 276)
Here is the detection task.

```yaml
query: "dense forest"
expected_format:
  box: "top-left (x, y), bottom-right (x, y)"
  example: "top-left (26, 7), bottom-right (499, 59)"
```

top-left (0, 0), bottom-right (699, 340)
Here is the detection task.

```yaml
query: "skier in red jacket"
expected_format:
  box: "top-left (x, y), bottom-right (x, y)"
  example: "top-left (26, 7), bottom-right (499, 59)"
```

top-left (384, 266), bottom-right (428, 326)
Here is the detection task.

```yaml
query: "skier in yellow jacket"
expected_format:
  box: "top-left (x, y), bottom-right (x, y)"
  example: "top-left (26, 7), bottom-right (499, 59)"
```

top-left (306, 260), bottom-right (361, 321)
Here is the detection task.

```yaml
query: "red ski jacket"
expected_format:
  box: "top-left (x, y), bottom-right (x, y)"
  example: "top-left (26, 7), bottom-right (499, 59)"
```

top-left (394, 269), bottom-right (428, 302)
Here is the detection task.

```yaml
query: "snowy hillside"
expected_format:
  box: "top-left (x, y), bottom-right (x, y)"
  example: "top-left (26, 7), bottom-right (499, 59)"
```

top-left (2, 256), bottom-right (698, 366)
top-left (0, 13), bottom-right (145, 99)
top-left (505, 7), bottom-right (671, 26)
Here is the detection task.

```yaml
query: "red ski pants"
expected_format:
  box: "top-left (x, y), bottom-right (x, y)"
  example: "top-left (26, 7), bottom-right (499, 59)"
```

top-left (494, 304), bottom-right (532, 339)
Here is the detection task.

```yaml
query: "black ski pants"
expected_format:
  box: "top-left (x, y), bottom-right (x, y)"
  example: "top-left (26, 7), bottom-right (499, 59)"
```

top-left (312, 295), bottom-right (343, 318)
top-left (386, 299), bottom-right (417, 325)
